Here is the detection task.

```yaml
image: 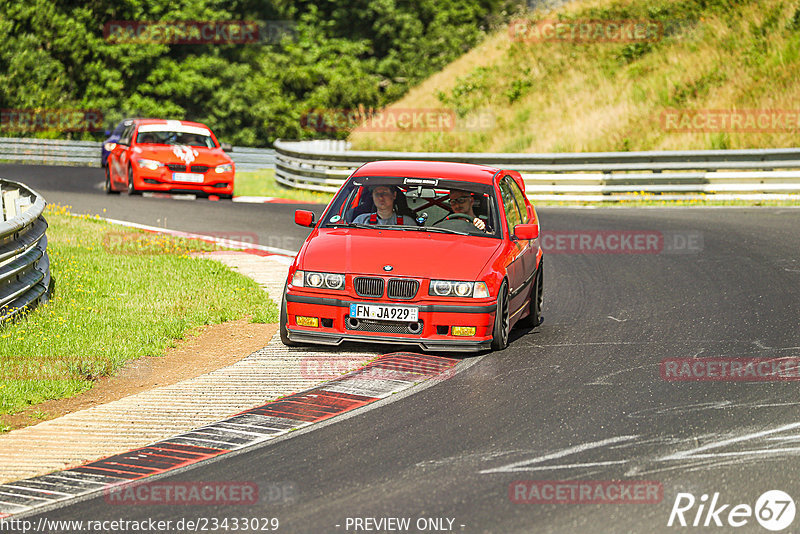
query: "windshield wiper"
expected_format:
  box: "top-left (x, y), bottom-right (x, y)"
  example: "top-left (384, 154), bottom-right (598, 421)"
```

top-left (337, 223), bottom-right (380, 229)
top-left (336, 223), bottom-right (470, 236)
top-left (414, 226), bottom-right (470, 236)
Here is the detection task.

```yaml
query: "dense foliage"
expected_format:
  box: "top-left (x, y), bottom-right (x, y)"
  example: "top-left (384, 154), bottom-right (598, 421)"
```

top-left (0, 0), bottom-right (515, 146)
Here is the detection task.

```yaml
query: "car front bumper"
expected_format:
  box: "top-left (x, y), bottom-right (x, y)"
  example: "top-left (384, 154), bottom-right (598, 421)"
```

top-left (136, 168), bottom-right (234, 195)
top-left (284, 293), bottom-right (496, 353)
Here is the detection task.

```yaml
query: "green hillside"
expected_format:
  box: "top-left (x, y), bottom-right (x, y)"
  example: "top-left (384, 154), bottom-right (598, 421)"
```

top-left (349, 0), bottom-right (800, 153)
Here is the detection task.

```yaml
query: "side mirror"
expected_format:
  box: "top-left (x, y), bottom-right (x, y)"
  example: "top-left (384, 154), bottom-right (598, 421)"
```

top-left (295, 210), bottom-right (315, 227)
top-left (221, 143), bottom-right (233, 152)
top-left (514, 224), bottom-right (539, 240)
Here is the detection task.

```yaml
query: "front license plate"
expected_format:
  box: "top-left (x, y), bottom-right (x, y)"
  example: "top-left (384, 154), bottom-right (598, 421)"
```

top-left (349, 303), bottom-right (418, 322)
top-left (172, 172), bottom-right (205, 183)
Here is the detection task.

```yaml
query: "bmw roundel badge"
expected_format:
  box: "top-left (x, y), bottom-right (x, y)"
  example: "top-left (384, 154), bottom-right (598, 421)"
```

top-left (383, 265), bottom-right (393, 272)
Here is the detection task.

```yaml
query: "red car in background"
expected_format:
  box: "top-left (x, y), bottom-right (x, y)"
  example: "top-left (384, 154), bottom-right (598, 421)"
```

top-left (104, 119), bottom-right (234, 198)
top-left (281, 160), bottom-right (543, 352)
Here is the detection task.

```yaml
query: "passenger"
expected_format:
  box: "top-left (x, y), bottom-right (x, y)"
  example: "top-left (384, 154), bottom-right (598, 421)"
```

top-left (185, 134), bottom-right (205, 146)
top-left (448, 189), bottom-right (486, 231)
top-left (353, 185), bottom-right (409, 225)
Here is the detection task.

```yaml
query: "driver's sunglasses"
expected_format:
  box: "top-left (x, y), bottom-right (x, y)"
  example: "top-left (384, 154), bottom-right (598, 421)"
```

top-left (449, 196), bottom-right (471, 205)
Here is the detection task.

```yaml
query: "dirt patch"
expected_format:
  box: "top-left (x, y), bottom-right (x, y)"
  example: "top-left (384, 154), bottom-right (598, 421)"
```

top-left (2, 319), bottom-right (277, 431)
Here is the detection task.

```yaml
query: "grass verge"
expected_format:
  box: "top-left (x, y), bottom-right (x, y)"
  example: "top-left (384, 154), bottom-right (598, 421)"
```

top-left (234, 168), bottom-right (333, 204)
top-left (0, 205), bottom-right (278, 423)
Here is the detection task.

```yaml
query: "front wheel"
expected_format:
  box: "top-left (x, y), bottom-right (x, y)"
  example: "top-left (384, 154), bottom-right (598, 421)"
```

top-left (279, 288), bottom-right (298, 347)
top-left (127, 166), bottom-right (141, 195)
top-left (490, 281), bottom-right (510, 351)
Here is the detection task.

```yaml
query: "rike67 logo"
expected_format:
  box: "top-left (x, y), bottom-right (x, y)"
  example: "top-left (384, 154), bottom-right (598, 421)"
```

top-left (668, 490), bottom-right (796, 531)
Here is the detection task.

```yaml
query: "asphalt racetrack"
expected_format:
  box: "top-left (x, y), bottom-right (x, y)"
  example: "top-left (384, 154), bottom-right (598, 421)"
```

top-left (7, 164), bottom-right (800, 533)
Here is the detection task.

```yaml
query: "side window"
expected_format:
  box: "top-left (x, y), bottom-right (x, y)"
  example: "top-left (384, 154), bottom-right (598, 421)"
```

top-left (113, 121), bottom-right (129, 137)
top-left (499, 178), bottom-right (522, 235)
top-left (507, 176), bottom-right (530, 223)
top-left (119, 125), bottom-right (134, 145)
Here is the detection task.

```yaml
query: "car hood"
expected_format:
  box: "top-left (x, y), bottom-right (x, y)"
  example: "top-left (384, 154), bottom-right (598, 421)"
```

top-left (133, 145), bottom-right (231, 166)
top-left (299, 228), bottom-right (502, 280)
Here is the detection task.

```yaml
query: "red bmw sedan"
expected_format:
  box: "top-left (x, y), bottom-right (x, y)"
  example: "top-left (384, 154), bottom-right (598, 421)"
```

top-left (104, 119), bottom-right (234, 198)
top-left (281, 160), bottom-right (543, 352)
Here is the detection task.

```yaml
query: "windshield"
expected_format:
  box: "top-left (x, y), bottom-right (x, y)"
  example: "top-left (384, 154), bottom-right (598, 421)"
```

top-left (135, 130), bottom-right (216, 148)
top-left (321, 176), bottom-right (501, 238)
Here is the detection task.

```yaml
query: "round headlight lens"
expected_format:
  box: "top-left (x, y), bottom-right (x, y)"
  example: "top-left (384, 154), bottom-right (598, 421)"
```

top-left (432, 280), bottom-right (452, 296)
top-left (454, 282), bottom-right (472, 297)
top-left (325, 273), bottom-right (344, 289)
top-left (307, 272), bottom-right (324, 287)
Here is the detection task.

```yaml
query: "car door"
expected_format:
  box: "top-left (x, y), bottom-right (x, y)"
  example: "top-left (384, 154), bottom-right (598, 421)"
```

top-left (110, 123), bottom-right (135, 186)
top-left (498, 176), bottom-right (527, 317)
top-left (505, 174), bottom-right (538, 293)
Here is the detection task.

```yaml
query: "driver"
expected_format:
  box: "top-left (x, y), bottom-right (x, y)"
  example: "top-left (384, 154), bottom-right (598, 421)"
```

top-left (353, 185), bottom-right (408, 225)
top-left (448, 189), bottom-right (486, 231)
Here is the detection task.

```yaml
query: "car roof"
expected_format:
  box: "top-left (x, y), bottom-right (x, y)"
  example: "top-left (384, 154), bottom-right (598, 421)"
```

top-left (132, 118), bottom-right (211, 129)
top-left (351, 160), bottom-right (500, 185)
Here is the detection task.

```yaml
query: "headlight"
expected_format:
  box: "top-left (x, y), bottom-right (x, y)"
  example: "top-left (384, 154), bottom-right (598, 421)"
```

top-left (431, 280), bottom-right (453, 296)
top-left (292, 270), bottom-right (345, 290)
top-left (429, 280), bottom-right (489, 298)
top-left (103, 142), bottom-right (116, 152)
top-left (136, 158), bottom-right (163, 170)
top-left (324, 273), bottom-right (344, 290)
top-left (215, 163), bottom-right (233, 173)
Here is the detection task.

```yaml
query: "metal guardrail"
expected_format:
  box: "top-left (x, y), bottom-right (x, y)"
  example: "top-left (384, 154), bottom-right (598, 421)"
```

top-left (0, 137), bottom-right (276, 171)
top-left (0, 180), bottom-right (52, 323)
top-left (274, 139), bottom-right (800, 200)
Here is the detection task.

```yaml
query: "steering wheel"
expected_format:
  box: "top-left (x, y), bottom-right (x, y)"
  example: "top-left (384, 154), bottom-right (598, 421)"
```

top-left (446, 213), bottom-right (474, 222)
top-left (433, 212), bottom-right (474, 225)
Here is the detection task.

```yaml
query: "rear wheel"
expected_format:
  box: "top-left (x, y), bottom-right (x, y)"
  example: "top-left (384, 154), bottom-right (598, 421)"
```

top-left (279, 287), bottom-right (298, 347)
top-left (490, 281), bottom-right (510, 351)
top-left (127, 166), bottom-right (140, 195)
top-left (520, 259), bottom-right (543, 328)
top-left (104, 166), bottom-right (119, 194)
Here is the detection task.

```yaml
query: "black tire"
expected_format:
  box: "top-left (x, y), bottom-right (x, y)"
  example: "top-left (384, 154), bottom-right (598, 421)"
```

top-left (490, 281), bottom-right (510, 351)
top-left (127, 166), bottom-right (140, 195)
top-left (520, 259), bottom-right (543, 328)
top-left (279, 289), bottom-right (298, 347)
top-left (104, 165), bottom-right (119, 195)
